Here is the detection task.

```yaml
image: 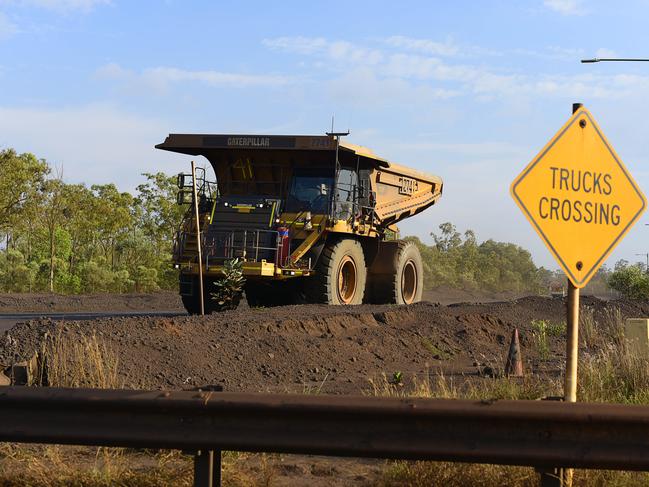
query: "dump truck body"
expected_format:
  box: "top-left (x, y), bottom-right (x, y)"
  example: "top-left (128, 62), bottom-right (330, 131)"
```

top-left (156, 133), bottom-right (443, 312)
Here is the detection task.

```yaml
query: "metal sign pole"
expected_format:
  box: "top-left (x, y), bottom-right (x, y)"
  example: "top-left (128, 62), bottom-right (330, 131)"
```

top-left (191, 161), bottom-right (205, 316)
top-left (564, 102), bottom-right (583, 405)
top-left (559, 103), bottom-right (585, 487)
top-left (565, 280), bottom-right (580, 403)
top-left (512, 101), bottom-right (648, 487)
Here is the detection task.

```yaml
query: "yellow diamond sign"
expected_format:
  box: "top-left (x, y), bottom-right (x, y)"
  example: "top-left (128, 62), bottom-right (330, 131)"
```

top-left (511, 107), bottom-right (647, 288)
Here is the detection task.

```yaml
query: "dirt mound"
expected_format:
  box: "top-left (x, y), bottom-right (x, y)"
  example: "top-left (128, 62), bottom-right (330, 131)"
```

top-left (0, 291), bottom-right (184, 313)
top-left (423, 286), bottom-right (529, 305)
top-left (1, 296), bottom-right (646, 395)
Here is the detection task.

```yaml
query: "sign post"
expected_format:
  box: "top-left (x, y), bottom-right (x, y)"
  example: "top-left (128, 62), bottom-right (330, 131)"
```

top-left (191, 161), bottom-right (205, 316)
top-left (563, 103), bottom-right (583, 405)
top-left (565, 281), bottom-right (579, 403)
top-left (511, 104), bottom-right (647, 486)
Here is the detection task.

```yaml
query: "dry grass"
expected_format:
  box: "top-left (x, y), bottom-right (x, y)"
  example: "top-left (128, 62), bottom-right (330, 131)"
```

top-left (372, 307), bottom-right (649, 486)
top-left (379, 462), bottom-right (649, 487)
top-left (0, 445), bottom-right (193, 487)
top-left (580, 307), bottom-right (625, 350)
top-left (35, 326), bottom-right (120, 388)
top-left (381, 461), bottom-right (536, 487)
top-left (6, 307), bottom-right (649, 486)
top-left (576, 306), bottom-right (649, 404)
top-left (369, 370), bottom-right (560, 402)
top-left (2, 328), bottom-right (285, 486)
top-left (0, 446), bottom-right (282, 487)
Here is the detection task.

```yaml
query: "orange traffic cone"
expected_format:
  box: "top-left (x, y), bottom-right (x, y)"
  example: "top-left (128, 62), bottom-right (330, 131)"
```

top-left (504, 328), bottom-right (524, 377)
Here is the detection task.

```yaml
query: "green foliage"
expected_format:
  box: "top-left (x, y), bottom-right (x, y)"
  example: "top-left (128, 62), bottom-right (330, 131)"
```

top-left (133, 265), bottom-right (160, 293)
top-left (0, 148), bottom-right (560, 297)
top-left (211, 258), bottom-right (245, 310)
top-left (405, 223), bottom-right (544, 293)
top-left (0, 249), bottom-right (35, 292)
top-left (531, 319), bottom-right (565, 359)
top-left (607, 261), bottom-right (649, 299)
top-left (0, 149), bottom-right (49, 230)
top-left (0, 150), bottom-right (181, 294)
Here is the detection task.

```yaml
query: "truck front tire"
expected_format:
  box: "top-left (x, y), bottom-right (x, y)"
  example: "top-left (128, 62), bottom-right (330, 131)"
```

top-left (307, 238), bottom-right (366, 305)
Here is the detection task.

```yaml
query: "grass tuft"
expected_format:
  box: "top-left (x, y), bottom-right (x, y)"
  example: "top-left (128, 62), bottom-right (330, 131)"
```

top-left (374, 307), bottom-right (649, 486)
top-left (35, 326), bottom-right (120, 389)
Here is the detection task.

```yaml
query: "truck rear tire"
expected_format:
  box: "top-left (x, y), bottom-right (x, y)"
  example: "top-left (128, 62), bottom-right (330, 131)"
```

top-left (367, 241), bottom-right (423, 305)
top-left (307, 238), bottom-right (366, 305)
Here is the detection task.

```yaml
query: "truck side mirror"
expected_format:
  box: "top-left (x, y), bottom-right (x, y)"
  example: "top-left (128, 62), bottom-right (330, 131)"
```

top-left (319, 183), bottom-right (328, 196)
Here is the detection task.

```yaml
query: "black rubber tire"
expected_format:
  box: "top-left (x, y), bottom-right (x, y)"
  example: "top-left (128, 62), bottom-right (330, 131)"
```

top-left (245, 281), bottom-right (296, 307)
top-left (367, 241), bottom-right (424, 305)
top-left (180, 275), bottom-right (201, 314)
top-left (181, 292), bottom-right (201, 315)
top-left (181, 275), bottom-right (241, 314)
top-left (306, 238), bottom-right (366, 305)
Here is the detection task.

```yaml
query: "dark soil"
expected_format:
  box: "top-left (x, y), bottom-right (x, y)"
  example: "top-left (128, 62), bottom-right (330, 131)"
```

top-left (0, 291), bottom-right (184, 313)
top-left (2, 293), bottom-right (648, 486)
top-left (2, 295), bottom-right (647, 394)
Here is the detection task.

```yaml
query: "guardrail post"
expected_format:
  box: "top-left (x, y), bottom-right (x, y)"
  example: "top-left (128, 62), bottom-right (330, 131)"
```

top-left (536, 394), bottom-right (568, 486)
top-left (537, 467), bottom-right (567, 487)
top-left (193, 449), bottom-right (221, 487)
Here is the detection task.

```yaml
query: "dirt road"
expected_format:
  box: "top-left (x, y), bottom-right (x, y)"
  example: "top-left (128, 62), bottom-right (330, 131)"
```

top-left (0, 311), bottom-right (186, 332)
top-left (0, 291), bottom-right (184, 314)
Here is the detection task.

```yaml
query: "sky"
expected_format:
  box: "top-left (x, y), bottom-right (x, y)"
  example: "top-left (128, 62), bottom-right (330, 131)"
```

top-left (1, 0), bottom-right (649, 270)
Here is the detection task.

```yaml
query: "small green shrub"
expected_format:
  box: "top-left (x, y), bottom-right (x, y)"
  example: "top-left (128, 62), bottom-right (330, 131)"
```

top-left (211, 258), bottom-right (245, 311)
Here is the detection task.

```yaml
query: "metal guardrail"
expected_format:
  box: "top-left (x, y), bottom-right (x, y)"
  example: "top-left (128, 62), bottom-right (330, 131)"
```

top-left (2, 387), bottom-right (649, 486)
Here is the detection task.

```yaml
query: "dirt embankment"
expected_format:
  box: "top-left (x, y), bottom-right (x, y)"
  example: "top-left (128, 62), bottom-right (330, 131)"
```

top-left (2, 295), bottom-right (646, 395)
top-left (0, 287), bottom-right (544, 314)
top-left (0, 291), bottom-right (184, 313)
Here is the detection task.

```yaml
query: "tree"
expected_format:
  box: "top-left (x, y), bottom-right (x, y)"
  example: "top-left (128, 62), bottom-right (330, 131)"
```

top-left (413, 222), bottom-right (544, 293)
top-left (90, 184), bottom-right (135, 269)
top-left (135, 172), bottom-right (185, 252)
top-left (608, 261), bottom-right (649, 299)
top-left (41, 177), bottom-right (67, 293)
top-left (0, 249), bottom-right (35, 292)
top-left (0, 149), bottom-right (48, 241)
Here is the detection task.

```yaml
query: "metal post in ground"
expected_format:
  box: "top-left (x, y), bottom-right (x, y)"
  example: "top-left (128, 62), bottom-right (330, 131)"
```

top-left (191, 161), bottom-right (205, 316)
top-left (564, 279), bottom-right (580, 403)
top-left (564, 102), bottom-right (583, 406)
top-left (538, 467), bottom-right (570, 487)
top-left (193, 449), bottom-right (221, 487)
top-left (538, 103), bottom-right (585, 487)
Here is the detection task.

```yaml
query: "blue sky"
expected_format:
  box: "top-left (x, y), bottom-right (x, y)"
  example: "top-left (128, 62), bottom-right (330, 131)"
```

top-left (1, 0), bottom-right (649, 269)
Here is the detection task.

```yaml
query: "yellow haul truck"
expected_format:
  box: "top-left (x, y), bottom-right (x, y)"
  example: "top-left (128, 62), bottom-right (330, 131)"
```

top-left (156, 133), bottom-right (443, 313)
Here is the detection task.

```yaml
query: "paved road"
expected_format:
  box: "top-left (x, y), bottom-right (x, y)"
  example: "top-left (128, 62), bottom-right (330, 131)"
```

top-left (0, 311), bottom-right (187, 332)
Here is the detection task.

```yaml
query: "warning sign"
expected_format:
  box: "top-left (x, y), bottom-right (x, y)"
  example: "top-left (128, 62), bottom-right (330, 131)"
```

top-left (511, 107), bottom-right (647, 287)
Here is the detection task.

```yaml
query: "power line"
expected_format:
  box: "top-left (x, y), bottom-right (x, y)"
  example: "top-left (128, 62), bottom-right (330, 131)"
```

top-left (582, 58), bottom-right (649, 63)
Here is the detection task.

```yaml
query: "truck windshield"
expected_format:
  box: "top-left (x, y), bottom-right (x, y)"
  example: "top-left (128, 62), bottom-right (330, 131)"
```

top-left (286, 171), bottom-right (333, 213)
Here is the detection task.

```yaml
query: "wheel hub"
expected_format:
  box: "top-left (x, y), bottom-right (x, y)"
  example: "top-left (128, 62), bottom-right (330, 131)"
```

top-left (401, 260), bottom-right (417, 304)
top-left (337, 256), bottom-right (357, 304)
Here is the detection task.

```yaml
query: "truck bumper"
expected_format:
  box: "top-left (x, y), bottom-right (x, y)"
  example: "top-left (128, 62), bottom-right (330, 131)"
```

top-left (177, 261), bottom-right (312, 279)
